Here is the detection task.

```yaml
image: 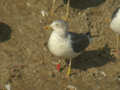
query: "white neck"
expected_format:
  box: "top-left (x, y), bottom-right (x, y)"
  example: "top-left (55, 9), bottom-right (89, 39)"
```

top-left (54, 28), bottom-right (68, 38)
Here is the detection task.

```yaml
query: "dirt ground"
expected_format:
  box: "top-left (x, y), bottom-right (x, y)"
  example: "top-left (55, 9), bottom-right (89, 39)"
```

top-left (0, 0), bottom-right (120, 90)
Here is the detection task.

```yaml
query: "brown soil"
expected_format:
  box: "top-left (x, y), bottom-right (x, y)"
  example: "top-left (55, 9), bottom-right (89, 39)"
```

top-left (0, 0), bottom-right (120, 90)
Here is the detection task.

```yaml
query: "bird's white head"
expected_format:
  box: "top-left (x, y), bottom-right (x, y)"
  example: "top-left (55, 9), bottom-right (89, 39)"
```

top-left (44, 20), bottom-right (69, 37)
top-left (50, 20), bottom-right (68, 32)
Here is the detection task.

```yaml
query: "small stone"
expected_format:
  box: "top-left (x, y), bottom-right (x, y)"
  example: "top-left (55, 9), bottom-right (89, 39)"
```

top-left (26, 2), bottom-right (31, 7)
top-left (41, 10), bottom-right (48, 17)
top-left (5, 83), bottom-right (11, 90)
top-left (99, 71), bottom-right (106, 77)
top-left (43, 47), bottom-right (48, 52)
top-left (48, 71), bottom-right (56, 78)
top-left (65, 85), bottom-right (77, 90)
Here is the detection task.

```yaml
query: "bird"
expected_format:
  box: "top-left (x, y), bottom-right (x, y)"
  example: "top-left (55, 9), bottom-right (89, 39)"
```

top-left (44, 20), bottom-right (92, 77)
top-left (50, 0), bottom-right (70, 21)
top-left (110, 7), bottom-right (120, 55)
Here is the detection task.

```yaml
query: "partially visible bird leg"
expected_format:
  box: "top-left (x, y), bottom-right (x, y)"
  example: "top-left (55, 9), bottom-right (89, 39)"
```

top-left (66, 58), bottom-right (72, 77)
top-left (114, 34), bottom-right (120, 57)
top-left (50, 0), bottom-right (56, 16)
top-left (111, 33), bottom-right (120, 56)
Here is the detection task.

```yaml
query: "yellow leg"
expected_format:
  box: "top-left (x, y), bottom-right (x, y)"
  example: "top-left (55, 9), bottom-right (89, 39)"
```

top-left (50, 0), bottom-right (56, 16)
top-left (66, 58), bottom-right (72, 77)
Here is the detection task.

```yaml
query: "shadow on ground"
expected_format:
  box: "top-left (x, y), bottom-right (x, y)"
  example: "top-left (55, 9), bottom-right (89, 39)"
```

top-left (63, 0), bottom-right (106, 10)
top-left (72, 45), bottom-right (116, 70)
top-left (0, 22), bottom-right (12, 42)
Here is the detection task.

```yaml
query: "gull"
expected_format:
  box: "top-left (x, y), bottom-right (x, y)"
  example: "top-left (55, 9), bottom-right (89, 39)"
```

top-left (44, 20), bottom-right (92, 77)
top-left (110, 7), bottom-right (120, 54)
top-left (50, 0), bottom-right (70, 21)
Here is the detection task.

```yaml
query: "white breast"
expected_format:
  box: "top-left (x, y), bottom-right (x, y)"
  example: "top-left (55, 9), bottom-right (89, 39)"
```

top-left (110, 11), bottom-right (120, 33)
top-left (48, 32), bottom-right (78, 58)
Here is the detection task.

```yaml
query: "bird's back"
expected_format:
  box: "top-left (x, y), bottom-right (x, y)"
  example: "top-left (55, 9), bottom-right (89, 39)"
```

top-left (69, 32), bottom-right (90, 53)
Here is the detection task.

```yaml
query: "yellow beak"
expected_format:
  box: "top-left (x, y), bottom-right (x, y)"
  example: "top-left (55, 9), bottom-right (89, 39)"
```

top-left (43, 25), bottom-right (52, 30)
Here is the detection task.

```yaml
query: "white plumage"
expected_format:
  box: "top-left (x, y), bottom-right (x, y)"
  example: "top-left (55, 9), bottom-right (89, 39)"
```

top-left (110, 8), bottom-right (120, 33)
top-left (48, 26), bottom-right (78, 58)
top-left (45, 20), bottom-right (92, 77)
top-left (110, 7), bottom-right (120, 54)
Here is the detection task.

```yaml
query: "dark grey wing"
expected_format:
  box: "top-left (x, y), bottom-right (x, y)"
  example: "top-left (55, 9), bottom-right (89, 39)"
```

top-left (68, 32), bottom-right (90, 53)
top-left (112, 7), bottom-right (120, 19)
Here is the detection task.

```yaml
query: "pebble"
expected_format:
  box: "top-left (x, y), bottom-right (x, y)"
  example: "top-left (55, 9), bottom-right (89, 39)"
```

top-left (99, 71), bottom-right (106, 77)
top-left (48, 71), bottom-right (56, 78)
top-left (41, 10), bottom-right (48, 17)
top-left (65, 85), bottom-right (77, 90)
top-left (5, 83), bottom-right (11, 90)
top-left (92, 70), bottom-right (106, 80)
top-left (43, 47), bottom-right (48, 52)
top-left (26, 2), bottom-right (31, 7)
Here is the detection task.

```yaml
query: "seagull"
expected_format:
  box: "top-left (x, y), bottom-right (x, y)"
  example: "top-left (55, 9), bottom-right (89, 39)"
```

top-left (50, 0), bottom-right (70, 21)
top-left (44, 20), bottom-right (92, 77)
top-left (110, 7), bottom-right (120, 54)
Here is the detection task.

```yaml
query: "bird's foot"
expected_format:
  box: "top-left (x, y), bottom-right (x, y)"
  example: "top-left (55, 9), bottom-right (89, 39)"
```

top-left (65, 65), bottom-right (71, 78)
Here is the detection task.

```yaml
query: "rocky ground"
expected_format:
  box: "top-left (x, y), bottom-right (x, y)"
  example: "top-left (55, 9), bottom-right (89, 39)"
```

top-left (0, 0), bottom-right (120, 90)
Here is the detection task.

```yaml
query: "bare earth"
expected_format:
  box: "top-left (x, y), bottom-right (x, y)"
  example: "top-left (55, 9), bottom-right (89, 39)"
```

top-left (0, 0), bottom-right (120, 90)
